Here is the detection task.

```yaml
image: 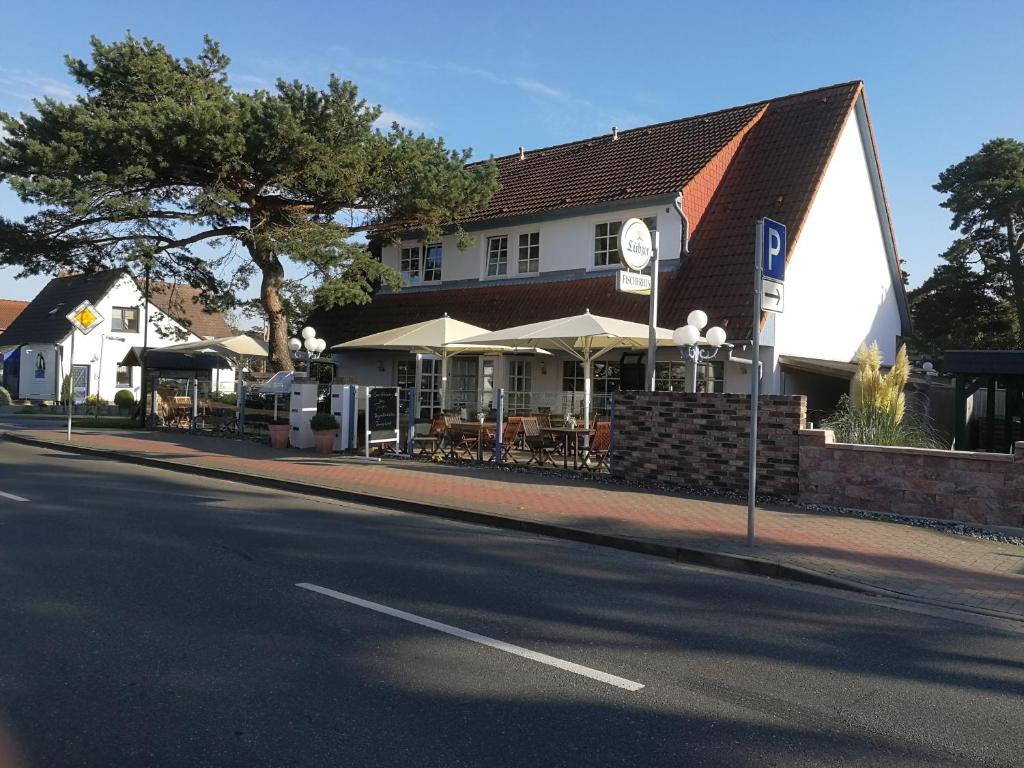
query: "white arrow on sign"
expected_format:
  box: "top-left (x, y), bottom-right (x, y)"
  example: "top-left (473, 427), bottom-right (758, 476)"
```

top-left (761, 278), bottom-right (784, 313)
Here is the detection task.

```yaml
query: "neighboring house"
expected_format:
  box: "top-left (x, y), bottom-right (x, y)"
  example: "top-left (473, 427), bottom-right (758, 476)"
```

top-left (0, 299), bottom-right (29, 334)
top-left (312, 81), bottom-right (911, 421)
top-left (0, 270), bottom-right (235, 402)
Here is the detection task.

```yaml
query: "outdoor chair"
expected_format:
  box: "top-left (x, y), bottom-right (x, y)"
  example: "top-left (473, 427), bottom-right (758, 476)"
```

top-left (520, 416), bottom-right (556, 467)
top-left (441, 414), bottom-right (463, 458)
top-left (506, 416), bottom-right (528, 450)
top-left (413, 417), bottom-right (447, 457)
top-left (581, 420), bottom-right (612, 472)
top-left (451, 423), bottom-right (481, 460)
top-left (484, 420), bottom-right (522, 464)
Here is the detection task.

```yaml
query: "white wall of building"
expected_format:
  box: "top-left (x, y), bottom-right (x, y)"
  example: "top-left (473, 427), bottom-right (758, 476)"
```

top-left (48, 275), bottom-right (235, 402)
top-left (772, 97), bottom-right (904, 376)
top-left (381, 202), bottom-right (681, 286)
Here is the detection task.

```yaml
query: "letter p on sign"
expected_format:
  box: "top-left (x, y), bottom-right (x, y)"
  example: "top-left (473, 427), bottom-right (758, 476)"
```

top-left (760, 218), bottom-right (787, 282)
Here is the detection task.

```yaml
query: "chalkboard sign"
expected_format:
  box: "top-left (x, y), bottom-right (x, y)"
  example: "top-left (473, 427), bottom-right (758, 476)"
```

top-left (367, 387), bottom-right (399, 442)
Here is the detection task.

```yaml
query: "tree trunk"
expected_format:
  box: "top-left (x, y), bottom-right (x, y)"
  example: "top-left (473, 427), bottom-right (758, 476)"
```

top-left (247, 238), bottom-right (294, 372)
top-left (1007, 220), bottom-right (1024, 347)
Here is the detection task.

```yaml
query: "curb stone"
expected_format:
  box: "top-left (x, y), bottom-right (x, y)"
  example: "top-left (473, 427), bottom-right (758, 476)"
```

top-left (4, 429), bottom-right (1022, 624)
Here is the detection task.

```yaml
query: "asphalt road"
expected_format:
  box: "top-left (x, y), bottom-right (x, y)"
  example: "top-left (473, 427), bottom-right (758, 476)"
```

top-left (0, 439), bottom-right (1021, 767)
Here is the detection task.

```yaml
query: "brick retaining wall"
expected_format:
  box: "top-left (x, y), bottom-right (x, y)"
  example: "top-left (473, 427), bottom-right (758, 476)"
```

top-left (799, 429), bottom-right (1024, 528)
top-left (611, 393), bottom-right (806, 498)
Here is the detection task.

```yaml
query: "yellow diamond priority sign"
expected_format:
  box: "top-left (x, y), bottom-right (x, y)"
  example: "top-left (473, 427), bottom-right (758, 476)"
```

top-left (66, 300), bottom-right (104, 335)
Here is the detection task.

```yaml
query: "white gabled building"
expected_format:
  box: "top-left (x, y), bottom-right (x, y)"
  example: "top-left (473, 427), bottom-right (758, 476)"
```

top-left (0, 269), bottom-right (235, 402)
top-left (314, 81), bottom-right (910, 423)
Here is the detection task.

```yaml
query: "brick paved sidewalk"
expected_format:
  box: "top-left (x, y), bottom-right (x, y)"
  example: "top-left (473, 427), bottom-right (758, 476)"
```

top-left (5, 424), bottom-right (1023, 619)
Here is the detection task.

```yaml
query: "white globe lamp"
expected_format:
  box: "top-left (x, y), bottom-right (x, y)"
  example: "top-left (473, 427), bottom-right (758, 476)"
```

top-left (673, 325), bottom-right (700, 347)
top-left (686, 310), bottom-right (708, 331)
top-left (706, 326), bottom-right (728, 347)
top-left (301, 326), bottom-right (316, 340)
top-left (288, 337), bottom-right (302, 352)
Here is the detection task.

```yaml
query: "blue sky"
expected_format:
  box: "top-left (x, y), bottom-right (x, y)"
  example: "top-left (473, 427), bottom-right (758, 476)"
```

top-left (1, 0), bottom-right (1022, 301)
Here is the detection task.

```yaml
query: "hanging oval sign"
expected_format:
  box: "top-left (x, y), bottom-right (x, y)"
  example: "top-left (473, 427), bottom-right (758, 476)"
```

top-left (618, 218), bottom-right (654, 272)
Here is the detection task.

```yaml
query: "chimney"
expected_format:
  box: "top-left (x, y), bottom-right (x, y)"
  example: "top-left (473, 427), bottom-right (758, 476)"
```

top-left (612, 126), bottom-right (618, 141)
top-left (518, 146), bottom-right (525, 160)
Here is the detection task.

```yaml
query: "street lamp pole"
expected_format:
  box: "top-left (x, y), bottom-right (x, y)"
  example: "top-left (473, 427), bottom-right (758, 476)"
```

top-left (672, 310), bottom-right (728, 393)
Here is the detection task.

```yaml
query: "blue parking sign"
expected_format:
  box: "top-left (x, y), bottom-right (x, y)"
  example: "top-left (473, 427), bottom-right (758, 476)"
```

top-left (759, 218), bottom-right (786, 281)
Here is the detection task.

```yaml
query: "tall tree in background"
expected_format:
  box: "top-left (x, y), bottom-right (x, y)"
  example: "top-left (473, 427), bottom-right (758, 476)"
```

top-left (908, 241), bottom-right (1017, 360)
top-left (926, 138), bottom-right (1024, 348)
top-left (0, 35), bottom-right (497, 369)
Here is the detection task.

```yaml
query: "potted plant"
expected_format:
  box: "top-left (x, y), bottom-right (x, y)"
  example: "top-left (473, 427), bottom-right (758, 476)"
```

top-left (309, 413), bottom-right (339, 455)
top-left (268, 422), bottom-right (290, 449)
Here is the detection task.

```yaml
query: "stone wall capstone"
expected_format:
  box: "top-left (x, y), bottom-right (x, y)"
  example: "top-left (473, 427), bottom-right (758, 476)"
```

top-left (611, 393), bottom-right (806, 499)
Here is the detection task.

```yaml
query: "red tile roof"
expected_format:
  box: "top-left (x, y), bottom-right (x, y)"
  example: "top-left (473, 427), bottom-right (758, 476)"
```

top-left (0, 299), bottom-right (29, 332)
top-left (315, 81), bottom-right (878, 343)
top-left (148, 283), bottom-right (233, 339)
top-left (461, 101), bottom-right (767, 224)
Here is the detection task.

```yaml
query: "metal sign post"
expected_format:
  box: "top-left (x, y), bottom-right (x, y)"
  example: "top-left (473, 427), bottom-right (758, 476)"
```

top-left (64, 300), bottom-right (104, 441)
top-left (495, 388), bottom-right (505, 464)
top-left (66, 331), bottom-right (75, 440)
top-left (748, 218), bottom-right (786, 547)
top-left (613, 218), bottom-right (659, 391)
top-left (645, 231), bottom-right (660, 392)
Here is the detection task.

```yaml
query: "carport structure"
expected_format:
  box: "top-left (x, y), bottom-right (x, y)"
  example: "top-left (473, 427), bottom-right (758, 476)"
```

top-left (944, 349), bottom-right (1024, 453)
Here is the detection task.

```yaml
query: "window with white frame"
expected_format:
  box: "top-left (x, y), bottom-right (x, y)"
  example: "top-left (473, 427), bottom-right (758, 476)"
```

top-left (419, 358), bottom-right (441, 419)
top-left (400, 246), bottom-right (421, 283)
top-left (422, 243), bottom-right (443, 282)
top-left (594, 221), bottom-right (621, 267)
top-left (653, 360), bottom-right (724, 392)
top-left (116, 364), bottom-right (132, 388)
top-left (507, 359), bottom-right (532, 414)
top-left (518, 232), bottom-right (539, 274)
top-left (486, 236), bottom-right (508, 276)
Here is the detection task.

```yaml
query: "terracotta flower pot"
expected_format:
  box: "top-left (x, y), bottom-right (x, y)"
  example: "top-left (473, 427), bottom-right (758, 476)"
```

top-left (313, 429), bottom-right (337, 455)
top-left (268, 424), bottom-right (290, 449)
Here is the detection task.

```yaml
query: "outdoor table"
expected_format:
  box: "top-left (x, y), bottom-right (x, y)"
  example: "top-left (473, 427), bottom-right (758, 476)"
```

top-left (450, 422), bottom-right (495, 462)
top-left (541, 427), bottom-right (592, 470)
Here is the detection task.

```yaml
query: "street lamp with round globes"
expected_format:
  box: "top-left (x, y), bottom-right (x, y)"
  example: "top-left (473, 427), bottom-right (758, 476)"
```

top-left (673, 310), bottom-right (729, 393)
top-left (288, 327), bottom-right (328, 373)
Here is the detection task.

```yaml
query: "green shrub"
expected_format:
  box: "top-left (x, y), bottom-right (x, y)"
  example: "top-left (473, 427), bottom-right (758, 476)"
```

top-left (0, 386), bottom-right (11, 406)
top-left (823, 394), bottom-right (943, 449)
top-left (85, 394), bottom-right (109, 406)
top-left (310, 413), bottom-right (339, 432)
top-left (113, 389), bottom-right (136, 409)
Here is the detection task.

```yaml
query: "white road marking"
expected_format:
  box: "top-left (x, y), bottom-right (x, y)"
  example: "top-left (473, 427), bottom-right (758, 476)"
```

top-left (0, 491), bottom-right (28, 502)
top-left (296, 582), bottom-right (644, 692)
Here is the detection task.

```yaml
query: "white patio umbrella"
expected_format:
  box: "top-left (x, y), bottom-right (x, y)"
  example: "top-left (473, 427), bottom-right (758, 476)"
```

top-left (158, 335), bottom-right (270, 423)
top-left (333, 315), bottom-right (549, 410)
top-left (457, 310), bottom-right (675, 427)
top-left (158, 334), bottom-right (270, 359)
